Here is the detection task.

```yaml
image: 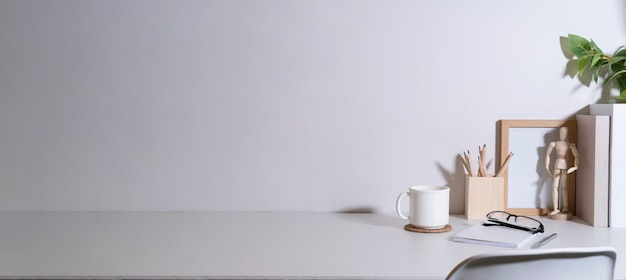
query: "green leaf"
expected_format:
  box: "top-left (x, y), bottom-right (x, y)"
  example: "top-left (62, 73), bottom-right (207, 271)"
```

top-left (591, 53), bottom-right (603, 67)
top-left (590, 39), bottom-right (604, 54)
top-left (619, 77), bottom-right (626, 89)
top-left (568, 34), bottom-right (591, 57)
top-left (611, 60), bottom-right (626, 73)
top-left (609, 56), bottom-right (626, 65)
top-left (606, 69), bottom-right (626, 83)
top-left (619, 89), bottom-right (626, 100)
top-left (593, 66), bottom-right (601, 83)
top-left (577, 56), bottom-right (590, 76)
top-left (616, 48), bottom-right (626, 57)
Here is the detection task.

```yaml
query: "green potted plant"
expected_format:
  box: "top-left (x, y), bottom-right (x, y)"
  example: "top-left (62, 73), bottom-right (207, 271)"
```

top-left (567, 35), bottom-right (626, 229)
top-left (566, 34), bottom-right (626, 101)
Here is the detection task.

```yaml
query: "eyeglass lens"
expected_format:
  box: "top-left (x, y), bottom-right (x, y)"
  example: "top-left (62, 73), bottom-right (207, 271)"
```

top-left (486, 211), bottom-right (544, 233)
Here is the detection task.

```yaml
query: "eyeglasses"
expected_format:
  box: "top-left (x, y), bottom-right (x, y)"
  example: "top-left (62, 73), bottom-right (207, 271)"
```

top-left (482, 211), bottom-right (545, 234)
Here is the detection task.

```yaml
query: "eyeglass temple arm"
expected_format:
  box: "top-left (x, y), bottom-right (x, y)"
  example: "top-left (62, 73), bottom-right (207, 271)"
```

top-left (483, 221), bottom-right (543, 233)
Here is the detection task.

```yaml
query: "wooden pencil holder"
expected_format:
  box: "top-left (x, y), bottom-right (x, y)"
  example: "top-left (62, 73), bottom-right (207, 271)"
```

top-left (465, 175), bottom-right (504, 220)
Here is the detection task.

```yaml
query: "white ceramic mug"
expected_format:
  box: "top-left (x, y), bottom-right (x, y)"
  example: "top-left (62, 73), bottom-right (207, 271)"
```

top-left (396, 185), bottom-right (450, 229)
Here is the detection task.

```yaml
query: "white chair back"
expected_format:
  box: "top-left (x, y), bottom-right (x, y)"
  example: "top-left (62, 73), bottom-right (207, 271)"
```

top-left (446, 246), bottom-right (616, 280)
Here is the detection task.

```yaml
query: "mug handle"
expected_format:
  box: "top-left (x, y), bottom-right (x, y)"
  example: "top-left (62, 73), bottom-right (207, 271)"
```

top-left (396, 191), bottom-right (409, 219)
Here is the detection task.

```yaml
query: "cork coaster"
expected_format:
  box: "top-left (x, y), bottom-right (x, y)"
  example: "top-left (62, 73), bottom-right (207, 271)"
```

top-left (404, 224), bottom-right (452, 233)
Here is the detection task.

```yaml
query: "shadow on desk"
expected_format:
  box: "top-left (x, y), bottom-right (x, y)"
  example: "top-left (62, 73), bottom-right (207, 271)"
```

top-left (334, 212), bottom-right (414, 229)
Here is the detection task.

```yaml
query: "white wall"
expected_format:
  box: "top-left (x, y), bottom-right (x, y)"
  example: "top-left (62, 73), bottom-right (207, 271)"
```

top-left (0, 0), bottom-right (623, 213)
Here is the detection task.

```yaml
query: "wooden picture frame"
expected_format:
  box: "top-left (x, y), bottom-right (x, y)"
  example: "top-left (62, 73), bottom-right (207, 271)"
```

top-left (496, 119), bottom-right (577, 216)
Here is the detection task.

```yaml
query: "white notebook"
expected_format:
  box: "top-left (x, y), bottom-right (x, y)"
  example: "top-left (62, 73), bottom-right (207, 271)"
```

top-left (453, 223), bottom-right (543, 248)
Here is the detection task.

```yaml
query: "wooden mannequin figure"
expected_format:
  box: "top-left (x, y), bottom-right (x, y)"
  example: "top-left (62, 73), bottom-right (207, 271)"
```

top-left (545, 127), bottom-right (579, 220)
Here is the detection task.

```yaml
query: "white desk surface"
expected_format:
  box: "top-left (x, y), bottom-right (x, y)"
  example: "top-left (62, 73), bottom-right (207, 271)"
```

top-left (0, 211), bottom-right (624, 279)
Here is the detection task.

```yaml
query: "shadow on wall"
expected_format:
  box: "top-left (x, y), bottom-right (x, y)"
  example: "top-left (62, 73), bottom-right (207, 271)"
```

top-left (436, 158), bottom-right (466, 215)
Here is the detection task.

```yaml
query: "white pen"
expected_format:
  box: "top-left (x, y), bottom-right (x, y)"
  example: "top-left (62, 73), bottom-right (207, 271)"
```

top-left (532, 233), bottom-right (558, 249)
